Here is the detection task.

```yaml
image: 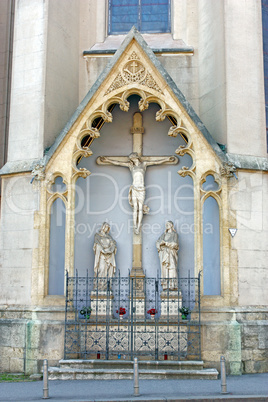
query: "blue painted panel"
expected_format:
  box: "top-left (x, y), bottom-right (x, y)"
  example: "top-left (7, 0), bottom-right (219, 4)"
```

top-left (203, 197), bottom-right (221, 296)
top-left (75, 96), bottom-right (194, 280)
top-left (49, 198), bottom-right (66, 295)
top-left (142, 102), bottom-right (194, 279)
top-left (262, 0), bottom-right (268, 148)
top-left (75, 99), bottom-right (134, 277)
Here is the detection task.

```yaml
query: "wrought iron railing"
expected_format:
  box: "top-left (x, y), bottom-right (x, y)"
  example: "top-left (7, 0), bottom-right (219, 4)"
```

top-left (64, 272), bottom-right (201, 361)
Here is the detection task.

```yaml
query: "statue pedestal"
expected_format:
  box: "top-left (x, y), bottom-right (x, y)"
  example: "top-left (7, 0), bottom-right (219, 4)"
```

top-left (130, 266), bottom-right (145, 298)
top-left (90, 291), bottom-right (113, 316)
top-left (130, 230), bottom-right (145, 297)
top-left (132, 295), bottom-right (145, 317)
top-left (161, 290), bottom-right (182, 317)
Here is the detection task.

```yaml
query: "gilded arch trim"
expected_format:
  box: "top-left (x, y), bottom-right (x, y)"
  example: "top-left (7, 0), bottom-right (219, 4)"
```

top-left (32, 28), bottom-right (235, 307)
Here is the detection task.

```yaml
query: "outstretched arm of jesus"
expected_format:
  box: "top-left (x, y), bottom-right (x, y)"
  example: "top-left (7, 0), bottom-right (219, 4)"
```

top-left (144, 156), bottom-right (178, 167)
top-left (97, 156), bottom-right (130, 167)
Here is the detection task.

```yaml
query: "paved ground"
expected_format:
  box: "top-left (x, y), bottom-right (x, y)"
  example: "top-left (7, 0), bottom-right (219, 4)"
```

top-left (0, 374), bottom-right (267, 402)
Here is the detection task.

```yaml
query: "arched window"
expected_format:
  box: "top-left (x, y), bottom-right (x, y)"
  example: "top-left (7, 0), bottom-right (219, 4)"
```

top-left (108, 0), bottom-right (170, 35)
top-left (48, 198), bottom-right (66, 295)
top-left (262, 0), bottom-right (268, 149)
top-left (202, 196), bottom-right (221, 296)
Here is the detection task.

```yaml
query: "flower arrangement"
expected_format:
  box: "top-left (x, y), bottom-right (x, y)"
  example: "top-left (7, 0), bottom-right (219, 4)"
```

top-left (147, 308), bottom-right (157, 317)
top-left (179, 306), bottom-right (190, 320)
top-left (116, 307), bottom-right (126, 317)
top-left (80, 306), bottom-right (92, 319)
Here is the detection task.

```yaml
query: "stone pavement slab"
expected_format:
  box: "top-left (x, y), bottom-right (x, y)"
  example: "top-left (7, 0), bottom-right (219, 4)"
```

top-left (0, 374), bottom-right (267, 402)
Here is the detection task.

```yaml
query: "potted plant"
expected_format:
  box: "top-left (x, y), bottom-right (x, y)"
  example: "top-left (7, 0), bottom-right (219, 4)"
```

top-left (180, 306), bottom-right (190, 320)
top-left (147, 308), bottom-right (157, 319)
top-left (116, 307), bottom-right (126, 319)
top-left (80, 306), bottom-right (92, 319)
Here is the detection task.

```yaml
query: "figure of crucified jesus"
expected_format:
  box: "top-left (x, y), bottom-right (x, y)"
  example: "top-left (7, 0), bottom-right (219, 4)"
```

top-left (98, 153), bottom-right (177, 234)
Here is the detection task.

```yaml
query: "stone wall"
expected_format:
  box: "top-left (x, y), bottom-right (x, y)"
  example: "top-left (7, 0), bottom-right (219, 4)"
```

top-left (8, 0), bottom-right (48, 162)
top-left (238, 310), bottom-right (268, 373)
top-left (224, 0), bottom-right (266, 157)
top-left (0, 0), bottom-right (12, 171)
top-left (8, 0), bottom-right (80, 162)
top-left (201, 309), bottom-right (268, 375)
top-left (0, 175), bottom-right (38, 305)
top-left (0, 308), bottom-right (267, 374)
top-left (0, 308), bottom-right (65, 374)
top-left (44, 0), bottom-right (80, 150)
top-left (230, 171), bottom-right (268, 307)
top-left (198, 0), bottom-right (226, 146)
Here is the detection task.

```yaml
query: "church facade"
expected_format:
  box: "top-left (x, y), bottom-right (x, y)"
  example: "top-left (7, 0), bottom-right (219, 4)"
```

top-left (0, 0), bottom-right (267, 375)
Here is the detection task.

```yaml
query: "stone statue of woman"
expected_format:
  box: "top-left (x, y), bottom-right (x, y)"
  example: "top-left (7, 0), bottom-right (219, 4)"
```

top-left (156, 221), bottom-right (179, 290)
top-left (93, 223), bottom-right (117, 288)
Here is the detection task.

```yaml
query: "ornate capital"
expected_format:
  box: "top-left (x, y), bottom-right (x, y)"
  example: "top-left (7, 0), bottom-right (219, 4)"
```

top-left (220, 162), bottom-right (236, 178)
top-left (31, 164), bottom-right (45, 181)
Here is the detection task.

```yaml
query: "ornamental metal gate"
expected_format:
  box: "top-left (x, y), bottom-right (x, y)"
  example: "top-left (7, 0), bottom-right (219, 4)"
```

top-left (64, 272), bottom-right (201, 361)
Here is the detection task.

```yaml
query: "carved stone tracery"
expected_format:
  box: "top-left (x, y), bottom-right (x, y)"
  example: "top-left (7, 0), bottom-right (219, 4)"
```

top-left (72, 89), bottom-right (196, 181)
top-left (200, 171), bottom-right (222, 207)
top-left (105, 53), bottom-right (163, 95)
top-left (122, 60), bottom-right (146, 82)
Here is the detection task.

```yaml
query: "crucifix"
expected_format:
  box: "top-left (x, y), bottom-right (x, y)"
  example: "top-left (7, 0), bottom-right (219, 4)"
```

top-left (96, 112), bottom-right (178, 278)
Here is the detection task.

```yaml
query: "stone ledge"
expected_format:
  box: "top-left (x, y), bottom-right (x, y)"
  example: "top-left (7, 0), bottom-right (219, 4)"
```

top-left (83, 33), bottom-right (194, 57)
top-left (227, 153), bottom-right (268, 171)
top-left (0, 159), bottom-right (39, 176)
top-left (48, 366), bottom-right (218, 380)
top-left (59, 359), bottom-right (204, 370)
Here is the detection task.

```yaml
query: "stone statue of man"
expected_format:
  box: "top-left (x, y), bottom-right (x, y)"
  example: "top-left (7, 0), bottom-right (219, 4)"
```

top-left (156, 221), bottom-right (179, 290)
top-left (99, 153), bottom-right (176, 234)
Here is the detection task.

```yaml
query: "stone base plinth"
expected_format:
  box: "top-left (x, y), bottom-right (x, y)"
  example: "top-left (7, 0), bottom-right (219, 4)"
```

top-left (161, 290), bottom-right (182, 317)
top-left (132, 295), bottom-right (145, 316)
top-left (90, 291), bottom-right (114, 316)
top-left (130, 267), bottom-right (145, 298)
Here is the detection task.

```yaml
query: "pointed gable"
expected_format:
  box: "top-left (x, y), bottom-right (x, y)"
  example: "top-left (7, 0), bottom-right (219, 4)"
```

top-left (43, 27), bottom-right (228, 170)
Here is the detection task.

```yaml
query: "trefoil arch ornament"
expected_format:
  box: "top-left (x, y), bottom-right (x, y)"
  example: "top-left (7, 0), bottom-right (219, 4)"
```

top-left (200, 171), bottom-right (222, 199)
top-left (46, 173), bottom-right (68, 205)
top-left (74, 88), bottom-right (196, 181)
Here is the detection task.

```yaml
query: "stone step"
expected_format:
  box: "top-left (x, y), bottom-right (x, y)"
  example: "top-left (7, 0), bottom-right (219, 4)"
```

top-left (48, 365), bottom-right (219, 381)
top-left (59, 359), bottom-right (204, 371)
